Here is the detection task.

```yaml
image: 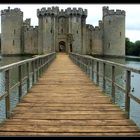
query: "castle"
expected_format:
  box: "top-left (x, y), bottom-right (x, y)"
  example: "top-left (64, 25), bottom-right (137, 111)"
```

top-left (0, 6), bottom-right (125, 56)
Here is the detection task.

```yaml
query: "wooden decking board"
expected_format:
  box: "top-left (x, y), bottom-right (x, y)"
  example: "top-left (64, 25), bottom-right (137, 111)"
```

top-left (4, 119), bottom-right (135, 126)
top-left (0, 53), bottom-right (140, 136)
top-left (0, 132), bottom-right (140, 136)
top-left (13, 107), bottom-right (122, 112)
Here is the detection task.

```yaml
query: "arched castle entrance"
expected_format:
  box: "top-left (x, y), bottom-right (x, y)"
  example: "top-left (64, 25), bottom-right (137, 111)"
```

top-left (59, 41), bottom-right (66, 52)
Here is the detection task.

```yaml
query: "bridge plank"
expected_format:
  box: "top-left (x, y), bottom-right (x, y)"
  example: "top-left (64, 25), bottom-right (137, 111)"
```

top-left (4, 119), bottom-right (135, 126)
top-left (0, 53), bottom-right (140, 136)
top-left (0, 132), bottom-right (140, 136)
top-left (0, 125), bottom-right (140, 133)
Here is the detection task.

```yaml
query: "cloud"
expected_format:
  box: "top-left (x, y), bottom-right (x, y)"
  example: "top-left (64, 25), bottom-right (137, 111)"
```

top-left (126, 30), bottom-right (140, 42)
top-left (127, 26), bottom-right (140, 31)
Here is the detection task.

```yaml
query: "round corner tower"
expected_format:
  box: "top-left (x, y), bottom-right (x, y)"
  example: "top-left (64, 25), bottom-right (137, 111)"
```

top-left (1, 7), bottom-right (23, 55)
top-left (37, 7), bottom-right (59, 54)
top-left (102, 6), bottom-right (125, 57)
top-left (37, 6), bottom-right (87, 54)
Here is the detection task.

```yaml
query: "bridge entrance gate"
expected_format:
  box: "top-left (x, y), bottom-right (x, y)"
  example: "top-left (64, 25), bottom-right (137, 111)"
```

top-left (59, 41), bottom-right (66, 52)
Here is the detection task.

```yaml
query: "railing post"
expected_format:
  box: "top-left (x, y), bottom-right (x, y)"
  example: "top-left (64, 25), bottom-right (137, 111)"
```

top-left (86, 59), bottom-right (87, 73)
top-left (92, 60), bottom-right (94, 82)
top-left (18, 65), bottom-right (22, 102)
top-left (125, 70), bottom-right (131, 119)
top-left (96, 61), bottom-right (99, 85)
top-left (46, 56), bottom-right (48, 69)
top-left (80, 57), bottom-right (82, 69)
top-left (32, 61), bottom-right (35, 84)
top-left (111, 65), bottom-right (115, 103)
top-left (103, 63), bottom-right (106, 91)
top-left (39, 58), bottom-right (42, 77)
top-left (42, 58), bottom-right (45, 73)
top-left (5, 70), bottom-right (10, 118)
top-left (88, 59), bottom-right (90, 76)
top-left (27, 62), bottom-right (30, 92)
top-left (41, 58), bottom-right (43, 76)
top-left (36, 60), bottom-right (38, 81)
top-left (86, 59), bottom-right (88, 75)
top-left (90, 59), bottom-right (93, 80)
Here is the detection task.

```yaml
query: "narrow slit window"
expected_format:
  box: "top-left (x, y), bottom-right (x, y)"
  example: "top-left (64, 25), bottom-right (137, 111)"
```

top-left (13, 40), bottom-right (15, 46)
top-left (77, 30), bottom-right (78, 34)
top-left (61, 29), bottom-right (63, 33)
top-left (108, 42), bottom-right (110, 48)
top-left (120, 32), bottom-right (122, 36)
top-left (50, 29), bottom-right (52, 33)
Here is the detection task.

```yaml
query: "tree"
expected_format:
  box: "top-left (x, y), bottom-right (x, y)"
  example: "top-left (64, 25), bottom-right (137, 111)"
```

top-left (134, 41), bottom-right (140, 56)
top-left (125, 37), bottom-right (135, 55)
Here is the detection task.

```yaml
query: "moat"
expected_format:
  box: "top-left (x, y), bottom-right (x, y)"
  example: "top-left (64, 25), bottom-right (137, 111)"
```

top-left (0, 55), bottom-right (140, 129)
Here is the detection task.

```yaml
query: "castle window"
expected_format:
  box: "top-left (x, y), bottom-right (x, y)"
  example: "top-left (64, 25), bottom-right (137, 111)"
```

top-left (109, 20), bottom-right (111, 24)
top-left (50, 29), bottom-right (52, 33)
top-left (108, 42), bottom-right (110, 48)
top-left (13, 40), bottom-right (15, 46)
top-left (120, 32), bottom-right (122, 36)
top-left (90, 39), bottom-right (92, 51)
top-left (77, 30), bottom-right (78, 34)
top-left (14, 29), bottom-right (16, 35)
top-left (61, 29), bottom-right (63, 34)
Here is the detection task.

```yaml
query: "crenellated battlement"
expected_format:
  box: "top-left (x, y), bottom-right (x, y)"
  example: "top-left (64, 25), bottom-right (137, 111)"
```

top-left (37, 7), bottom-right (87, 17)
top-left (24, 18), bottom-right (31, 26)
top-left (98, 20), bottom-right (103, 28)
top-left (86, 23), bottom-right (102, 32)
top-left (94, 26), bottom-right (100, 31)
top-left (103, 6), bottom-right (125, 17)
top-left (86, 24), bottom-right (94, 31)
top-left (24, 25), bottom-right (38, 32)
top-left (37, 7), bottom-right (59, 17)
top-left (23, 18), bottom-right (38, 32)
top-left (1, 7), bottom-right (23, 16)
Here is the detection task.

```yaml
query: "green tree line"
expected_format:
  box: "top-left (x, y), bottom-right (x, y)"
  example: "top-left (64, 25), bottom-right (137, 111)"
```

top-left (125, 37), bottom-right (140, 56)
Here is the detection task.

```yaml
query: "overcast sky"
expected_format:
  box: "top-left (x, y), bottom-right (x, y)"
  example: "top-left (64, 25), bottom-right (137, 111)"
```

top-left (0, 4), bottom-right (140, 42)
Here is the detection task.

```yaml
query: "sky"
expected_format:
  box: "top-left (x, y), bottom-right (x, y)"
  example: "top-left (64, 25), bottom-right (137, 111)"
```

top-left (0, 4), bottom-right (140, 42)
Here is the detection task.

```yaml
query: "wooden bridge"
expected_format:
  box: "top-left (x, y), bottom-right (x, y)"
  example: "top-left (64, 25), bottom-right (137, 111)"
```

top-left (0, 53), bottom-right (140, 136)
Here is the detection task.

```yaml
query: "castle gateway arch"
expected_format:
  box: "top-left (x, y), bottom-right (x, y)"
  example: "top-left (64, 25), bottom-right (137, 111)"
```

top-left (59, 41), bottom-right (66, 52)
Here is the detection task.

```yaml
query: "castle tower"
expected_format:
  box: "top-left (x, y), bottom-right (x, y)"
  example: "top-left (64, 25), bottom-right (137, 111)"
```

top-left (37, 7), bottom-right (59, 54)
top-left (1, 7), bottom-right (23, 55)
top-left (103, 6), bottom-right (125, 56)
top-left (37, 7), bottom-right (87, 54)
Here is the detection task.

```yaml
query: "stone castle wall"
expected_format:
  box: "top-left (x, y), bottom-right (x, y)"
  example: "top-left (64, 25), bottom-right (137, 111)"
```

top-left (1, 7), bottom-right (23, 55)
top-left (23, 19), bottom-right (38, 54)
top-left (0, 6), bottom-right (125, 57)
top-left (102, 6), bottom-right (125, 56)
top-left (92, 20), bottom-right (103, 56)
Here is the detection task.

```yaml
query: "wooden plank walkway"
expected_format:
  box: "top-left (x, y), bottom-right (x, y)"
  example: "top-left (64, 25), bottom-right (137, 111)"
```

top-left (0, 53), bottom-right (140, 136)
